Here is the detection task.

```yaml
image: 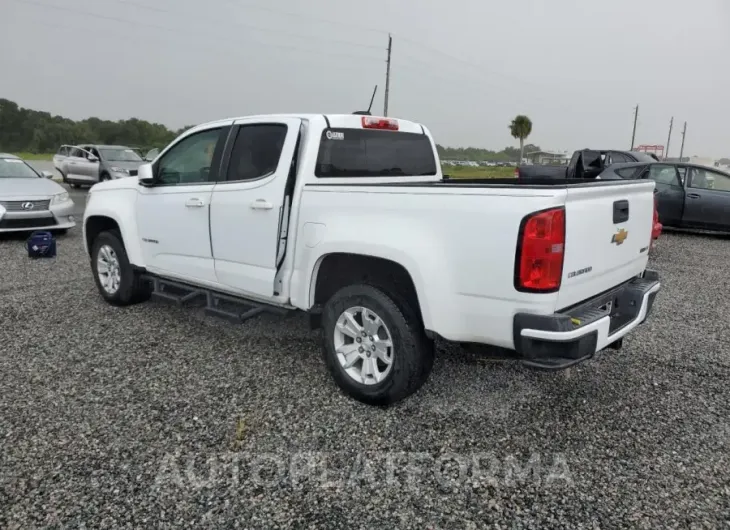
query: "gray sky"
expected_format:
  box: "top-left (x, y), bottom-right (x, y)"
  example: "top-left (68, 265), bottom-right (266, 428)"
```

top-left (3, 0), bottom-right (729, 156)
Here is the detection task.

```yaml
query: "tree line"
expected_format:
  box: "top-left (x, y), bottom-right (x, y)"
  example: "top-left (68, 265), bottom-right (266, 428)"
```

top-left (1, 98), bottom-right (540, 161)
top-left (0, 98), bottom-right (192, 154)
top-left (436, 143), bottom-right (540, 163)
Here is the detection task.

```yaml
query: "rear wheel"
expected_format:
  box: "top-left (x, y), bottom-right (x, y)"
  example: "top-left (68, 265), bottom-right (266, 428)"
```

top-left (90, 230), bottom-right (151, 306)
top-left (321, 284), bottom-right (433, 406)
top-left (99, 172), bottom-right (111, 183)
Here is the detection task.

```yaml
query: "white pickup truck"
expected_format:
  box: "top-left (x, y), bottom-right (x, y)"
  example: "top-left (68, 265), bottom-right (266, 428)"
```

top-left (83, 113), bottom-right (660, 405)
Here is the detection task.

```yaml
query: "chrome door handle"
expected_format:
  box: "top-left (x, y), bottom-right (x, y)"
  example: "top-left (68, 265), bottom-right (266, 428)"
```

top-left (185, 198), bottom-right (205, 207)
top-left (251, 199), bottom-right (273, 210)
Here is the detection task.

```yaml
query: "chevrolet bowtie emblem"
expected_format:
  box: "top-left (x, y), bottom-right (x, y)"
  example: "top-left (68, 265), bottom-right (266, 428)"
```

top-left (612, 228), bottom-right (628, 245)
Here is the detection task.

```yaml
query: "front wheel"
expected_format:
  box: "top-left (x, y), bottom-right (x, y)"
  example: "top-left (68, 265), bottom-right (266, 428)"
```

top-left (321, 284), bottom-right (433, 406)
top-left (90, 230), bottom-right (151, 306)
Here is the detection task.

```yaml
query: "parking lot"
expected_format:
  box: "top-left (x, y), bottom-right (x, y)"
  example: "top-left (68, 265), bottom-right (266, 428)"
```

top-left (1, 190), bottom-right (729, 528)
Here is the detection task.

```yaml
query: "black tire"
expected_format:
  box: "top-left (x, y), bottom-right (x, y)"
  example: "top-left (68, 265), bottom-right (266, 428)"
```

top-left (321, 284), bottom-right (434, 406)
top-left (90, 230), bottom-right (151, 306)
top-left (69, 182), bottom-right (79, 189)
top-left (99, 172), bottom-right (110, 182)
top-left (59, 170), bottom-right (68, 184)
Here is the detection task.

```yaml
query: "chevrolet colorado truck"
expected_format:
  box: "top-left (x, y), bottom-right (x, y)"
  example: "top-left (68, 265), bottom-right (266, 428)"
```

top-left (83, 114), bottom-right (661, 405)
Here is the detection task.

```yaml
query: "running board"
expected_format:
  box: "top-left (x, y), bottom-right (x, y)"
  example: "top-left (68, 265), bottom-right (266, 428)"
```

top-left (146, 276), bottom-right (289, 324)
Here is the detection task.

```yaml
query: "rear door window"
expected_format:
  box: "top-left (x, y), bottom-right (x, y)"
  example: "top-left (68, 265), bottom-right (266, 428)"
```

top-left (609, 152), bottom-right (630, 164)
top-left (316, 129), bottom-right (437, 177)
top-left (225, 124), bottom-right (288, 181)
top-left (615, 165), bottom-right (643, 178)
top-left (647, 164), bottom-right (681, 186)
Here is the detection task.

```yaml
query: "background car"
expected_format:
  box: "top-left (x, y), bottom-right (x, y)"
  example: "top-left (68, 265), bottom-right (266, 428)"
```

top-left (0, 153), bottom-right (75, 233)
top-left (599, 161), bottom-right (730, 232)
top-left (517, 149), bottom-right (658, 179)
top-left (55, 144), bottom-right (144, 188)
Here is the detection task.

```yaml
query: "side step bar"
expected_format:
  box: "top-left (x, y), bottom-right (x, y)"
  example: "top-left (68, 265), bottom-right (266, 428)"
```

top-left (145, 276), bottom-right (289, 324)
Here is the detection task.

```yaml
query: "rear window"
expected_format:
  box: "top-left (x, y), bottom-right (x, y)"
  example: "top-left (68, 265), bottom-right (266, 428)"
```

top-left (315, 128), bottom-right (437, 177)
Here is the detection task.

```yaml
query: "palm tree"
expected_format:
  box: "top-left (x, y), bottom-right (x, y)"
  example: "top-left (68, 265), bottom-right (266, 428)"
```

top-left (509, 115), bottom-right (533, 164)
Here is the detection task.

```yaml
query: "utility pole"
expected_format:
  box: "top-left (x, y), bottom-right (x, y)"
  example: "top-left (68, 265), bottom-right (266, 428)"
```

top-left (630, 104), bottom-right (639, 150)
top-left (679, 122), bottom-right (687, 161)
top-left (384, 34), bottom-right (392, 117)
top-left (665, 116), bottom-right (673, 160)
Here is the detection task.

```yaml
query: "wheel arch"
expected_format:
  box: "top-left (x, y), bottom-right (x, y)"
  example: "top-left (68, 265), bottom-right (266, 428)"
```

top-left (309, 252), bottom-right (427, 328)
top-left (83, 189), bottom-right (144, 265)
top-left (84, 215), bottom-right (121, 254)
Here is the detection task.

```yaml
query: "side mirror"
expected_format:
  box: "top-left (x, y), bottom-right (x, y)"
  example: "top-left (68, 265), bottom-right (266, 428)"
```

top-left (41, 170), bottom-right (54, 179)
top-left (88, 155), bottom-right (99, 163)
top-left (137, 163), bottom-right (156, 186)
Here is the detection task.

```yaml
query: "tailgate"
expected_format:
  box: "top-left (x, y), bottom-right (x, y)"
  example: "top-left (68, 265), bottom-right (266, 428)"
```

top-left (557, 181), bottom-right (655, 309)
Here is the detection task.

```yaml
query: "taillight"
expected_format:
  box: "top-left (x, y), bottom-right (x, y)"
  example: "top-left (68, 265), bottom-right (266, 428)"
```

top-left (515, 207), bottom-right (565, 292)
top-left (514, 167), bottom-right (520, 178)
top-left (361, 116), bottom-right (399, 130)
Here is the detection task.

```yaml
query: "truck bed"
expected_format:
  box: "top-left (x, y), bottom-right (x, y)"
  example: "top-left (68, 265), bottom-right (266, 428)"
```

top-left (298, 177), bottom-right (655, 346)
top-left (516, 165), bottom-right (567, 180)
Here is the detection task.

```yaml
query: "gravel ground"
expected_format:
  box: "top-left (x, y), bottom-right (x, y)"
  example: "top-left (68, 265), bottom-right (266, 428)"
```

top-left (1, 225), bottom-right (729, 529)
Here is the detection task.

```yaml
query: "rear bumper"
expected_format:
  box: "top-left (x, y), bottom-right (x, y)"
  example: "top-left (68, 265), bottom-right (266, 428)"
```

top-left (513, 270), bottom-right (660, 370)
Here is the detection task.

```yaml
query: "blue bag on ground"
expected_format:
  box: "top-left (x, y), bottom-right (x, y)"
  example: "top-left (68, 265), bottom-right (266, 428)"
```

top-left (26, 231), bottom-right (57, 258)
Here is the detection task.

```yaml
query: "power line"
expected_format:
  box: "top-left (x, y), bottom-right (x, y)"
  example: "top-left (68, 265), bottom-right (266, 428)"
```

top-left (114, 0), bottom-right (567, 94)
top-left (393, 53), bottom-right (600, 119)
top-left (217, 0), bottom-right (390, 36)
top-left (16, 13), bottom-right (381, 76)
top-left (14, 0), bottom-right (384, 63)
top-left (111, 0), bottom-right (385, 51)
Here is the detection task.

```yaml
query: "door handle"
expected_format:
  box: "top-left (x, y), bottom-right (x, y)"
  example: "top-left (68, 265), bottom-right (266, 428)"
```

top-left (250, 199), bottom-right (273, 210)
top-left (185, 198), bottom-right (205, 208)
top-left (687, 193), bottom-right (701, 199)
top-left (613, 199), bottom-right (629, 224)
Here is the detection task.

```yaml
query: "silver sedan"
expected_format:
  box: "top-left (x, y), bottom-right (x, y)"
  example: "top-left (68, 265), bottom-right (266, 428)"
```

top-left (0, 154), bottom-right (76, 233)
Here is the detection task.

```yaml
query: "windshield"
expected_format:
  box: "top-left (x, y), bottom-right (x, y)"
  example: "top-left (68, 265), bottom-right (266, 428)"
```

top-left (0, 158), bottom-right (39, 178)
top-left (99, 148), bottom-right (142, 162)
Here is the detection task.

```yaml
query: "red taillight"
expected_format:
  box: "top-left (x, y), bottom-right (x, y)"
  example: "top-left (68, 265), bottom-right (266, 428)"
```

top-left (514, 167), bottom-right (520, 178)
top-left (651, 196), bottom-right (662, 242)
top-left (361, 116), bottom-right (399, 130)
top-left (515, 207), bottom-right (565, 292)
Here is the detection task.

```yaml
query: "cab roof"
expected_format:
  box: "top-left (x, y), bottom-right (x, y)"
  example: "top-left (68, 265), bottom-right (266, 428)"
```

top-left (191, 114), bottom-right (426, 135)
